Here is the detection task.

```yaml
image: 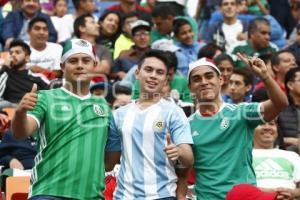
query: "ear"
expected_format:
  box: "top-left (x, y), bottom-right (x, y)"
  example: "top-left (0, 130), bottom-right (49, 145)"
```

top-left (245, 84), bottom-right (252, 93)
top-left (79, 25), bottom-right (85, 34)
top-left (25, 55), bottom-right (30, 62)
top-left (219, 75), bottom-right (224, 86)
top-left (135, 68), bottom-right (140, 80)
top-left (60, 63), bottom-right (65, 71)
top-left (287, 81), bottom-right (294, 91)
top-left (272, 65), bottom-right (279, 73)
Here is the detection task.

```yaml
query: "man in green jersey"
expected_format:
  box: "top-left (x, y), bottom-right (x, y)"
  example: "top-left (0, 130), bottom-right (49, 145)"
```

top-left (12, 39), bottom-right (110, 200)
top-left (187, 54), bottom-right (288, 199)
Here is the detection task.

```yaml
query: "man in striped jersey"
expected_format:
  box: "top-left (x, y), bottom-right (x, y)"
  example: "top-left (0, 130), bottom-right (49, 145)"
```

top-left (188, 55), bottom-right (288, 200)
top-left (12, 38), bottom-right (110, 200)
top-left (105, 49), bottom-right (194, 200)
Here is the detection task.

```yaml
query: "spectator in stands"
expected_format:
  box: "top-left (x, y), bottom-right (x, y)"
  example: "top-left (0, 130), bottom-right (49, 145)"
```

top-left (0, 40), bottom-right (49, 109)
top-left (72, 0), bottom-right (96, 18)
top-left (278, 67), bottom-right (300, 153)
top-left (0, 129), bottom-right (37, 170)
top-left (173, 18), bottom-right (205, 76)
top-left (253, 119), bottom-right (300, 199)
top-left (287, 24), bottom-right (300, 66)
top-left (246, 0), bottom-right (269, 16)
top-left (27, 17), bottom-right (63, 80)
top-left (113, 12), bottom-right (139, 59)
top-left (214, 53), bottom-right (234, 97)
top-left (105, 50), bottom-right (194, 199)
top-left (12, 39), bottom-right (110, 199)
top-left (106, 0), bottom-right (151, 23)
top-left (187, 54), bottom-right (288, 199)
top-left (140, 0), bottom-right (156, 12)
top-left (97, 10), bottom-right (122, 53)
top-left (74, 13), bottom-right (112, 78)
top-left (0, 0), bottom-right (57, 50)
top-left (226, 68), bottom-right (254, 103)
top-left (51, 0), bottom-right (74, 43)
top-left (232, 17), bottom-right (278, 68)
top-left (111, 20), bottom-right (151, 80)
top-left (207, 0), bottom-right (248, 53)
top-left (197, 43), bottom-right (223, 59)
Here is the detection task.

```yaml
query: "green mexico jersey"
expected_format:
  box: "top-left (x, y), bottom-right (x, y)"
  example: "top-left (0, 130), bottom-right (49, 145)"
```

top-left (189, 102), bottom-right (264, 200)
top-left (27, 87), bottom-right (110, 199)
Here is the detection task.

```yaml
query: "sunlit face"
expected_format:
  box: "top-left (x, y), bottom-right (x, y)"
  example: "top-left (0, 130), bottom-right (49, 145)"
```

top-left (176, 24), bottom-right (194, 45)
top-left (189, 66), bottom-right (223, 102)
top-left (61, 53), bottom-right (96, 84)
top-left (135, 57), bottom-right (168, 97)
top-left (228, 74), bottom-right (251, 103)
top-left (9, 46), bottom-right (29, 69)
top-left (54, 0), bottom-right (68, 17)
top-left (82, 16), bottom-right (100, 37)
top-left (21, 0), bottom-right (40, 17)
top-left (28, 21), bottom-right (49, 46)
top-left (132, 28), bottom-right (150, 49)
top-left (221, 0), bottom-right (238, 20)
top-left (273, 52), bottom-right (297, 77)
top-left (100, 13), bottom-right (120, 36)
top-left (251, 23), bottom-right (271, 49)
top-left (254, 120), bottom-right (278, 149)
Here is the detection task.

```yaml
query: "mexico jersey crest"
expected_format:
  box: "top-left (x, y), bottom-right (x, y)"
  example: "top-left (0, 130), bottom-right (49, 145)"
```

top-left (93, 104), bottom-right (105, 117)
top-left (220, 117), bottom-right (230, 130)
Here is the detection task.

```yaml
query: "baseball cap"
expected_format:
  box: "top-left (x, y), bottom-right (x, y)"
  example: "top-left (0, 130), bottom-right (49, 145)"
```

top-left (61, 39), bottom-right (96, 63)
top-left (187, 57), bottom-right (221, 82)
top-left (131, 20), bottom-right (151, 35)
top-left (151, 39), bottom-right (180, 52)
top-left (226, 184), bottom-right (277, 200)
top-left (156, 0), bottom-right (185, 6)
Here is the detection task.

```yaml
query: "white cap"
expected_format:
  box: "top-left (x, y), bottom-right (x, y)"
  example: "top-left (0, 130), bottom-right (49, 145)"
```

top-left (187, 58), bottom-right (221, 82)
top-left (151, 39), bottom-right (179, 52)
top-left (130, 20), bottom-right (151, 35)
top-left (156, 0), bottom-right (185, 6)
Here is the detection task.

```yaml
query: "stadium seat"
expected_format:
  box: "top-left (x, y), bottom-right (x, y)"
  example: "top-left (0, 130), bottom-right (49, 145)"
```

top-left (5, 176), bottom-right (30, 200)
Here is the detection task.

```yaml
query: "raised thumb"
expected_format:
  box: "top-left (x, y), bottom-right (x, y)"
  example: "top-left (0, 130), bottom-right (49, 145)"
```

top-left (166, 133), bottom-right (172, 145)
top-left (31, 83), bottom-right (37, 93)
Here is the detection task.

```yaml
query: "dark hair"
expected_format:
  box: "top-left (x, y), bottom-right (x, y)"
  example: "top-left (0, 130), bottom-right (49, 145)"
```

top-left (173, 18), bottom-right (191, 36)
top-left (284, 67), bottom-right (300, 94)
top-left (198, 43), bottom-right (223, 59)
top-left (72, 0), bottom-right (81, 10)
top-left (98, 10), bottom-right (122, 37)
top-left (73, 13), bottom-right (93, 38)
top-left (138, 49), bottom-right (171, 72)
top-left (164, 51), bottom-right (177, 71)
top-left (219, 0), bottom-right (238, 6)
top-left (214, 53), bottom-right (234, 67)
top-left (248, 17), bottom-right (270, 38)
top-left (53, 0), bottom-right (66, 6)
top-left (121, 12), bottom-right (140, 28)
top-left (28, 17), bottom-right (48, 31)
top-left (9, 39), bottom-right (31, 56)
top-left (151, 3), bottom-right (178, 19)
top-left (271, 49), bottom-right (294, 66)
top-left (232, 68), bottom-right (254, 86)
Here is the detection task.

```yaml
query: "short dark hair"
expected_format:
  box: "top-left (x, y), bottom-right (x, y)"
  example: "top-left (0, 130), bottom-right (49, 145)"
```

top-left (214, 53), bottom-right (234, 67)
top-left (198, 43), bottom-right (223, 59)
top-left (271, 49), bottom-right (294, 66)
top-left (9, 39), bottom-right (31, 56)
top-left (173, 18), bottom-right (191, 36)
top-left (73, 13), bottom-right (93, 38)
top-left (28, 17), bottom-right (48, 31)
top-left (138, 49), bottom-right (171, 72)
top-left (219, 0), bottom-right (238, 6)
top-left (231, 68), bottom-right (254, 86)
top-left (121, 12), bottom-right (140, 28)
top-left (53, 0), bottom-right (66, 6)
top-left (284, 67), bottom-right (300, 94)
top-left (151, 3), bottom-right (178, 19)
top-left (72, 0), bottom-right (81, 10)
top-left (248, 17), bottom-right (270, 38)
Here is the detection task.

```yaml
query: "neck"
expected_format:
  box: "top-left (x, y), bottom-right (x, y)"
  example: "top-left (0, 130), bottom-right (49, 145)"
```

top-left (223, 17), bottom-right (237, 25)
top-left (137, 93), bottom-right (161, 109)
top-left (23, 11), bottom-right (36, 19)
top-left (63, 81), bottom-right (90, 97)
top-left (121, 2), bottom-right (136, 13)
top-left (31, 42), bottom-right (46, 51)
top-left (81, 35), bottom-right (96, 45)
top-left (275, 75), bottom-right (285, 86)
top-left (253, 143), bottom-right (273, 149)
top-left (198, 98), bottom-right (223, 115)
top-left (291, 94), bottom-right (300, 106)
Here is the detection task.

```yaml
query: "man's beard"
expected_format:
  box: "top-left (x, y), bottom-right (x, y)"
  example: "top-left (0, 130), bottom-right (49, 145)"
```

top-left (11, 60), bottom-right (26, 70)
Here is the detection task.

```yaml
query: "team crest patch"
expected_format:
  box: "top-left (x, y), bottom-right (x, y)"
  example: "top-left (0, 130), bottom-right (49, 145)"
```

top-left (220, 117), bottom-right (230, 130)
top-left (153, 119), bottom-right (166, 133)
top-left (93, 104), bottom-right (105, 117)
top-left (76, 39), bottom-right (89, 47)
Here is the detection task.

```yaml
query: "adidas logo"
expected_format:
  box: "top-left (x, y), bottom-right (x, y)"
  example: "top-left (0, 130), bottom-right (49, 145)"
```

top-left (61, 105), bottom-right (71, 111)
top-left (192, 131), bottom-right (200, 137)
top-left (254, 158), bottom-right (290, 179)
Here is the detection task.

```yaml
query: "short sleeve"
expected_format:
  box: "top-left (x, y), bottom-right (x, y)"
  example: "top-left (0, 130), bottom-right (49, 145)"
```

top-left (27, 91), bottom-right (47, 128)
top-left (169, 106), bottom-right (193, 146)
top-left (240, 102), bottom-right (265, 128)
top-left (105, 113), bottom-right (121, 152)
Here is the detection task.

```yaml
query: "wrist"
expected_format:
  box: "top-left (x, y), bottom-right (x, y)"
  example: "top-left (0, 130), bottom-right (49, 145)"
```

top-left (262, 74), bottom-right (271, 82)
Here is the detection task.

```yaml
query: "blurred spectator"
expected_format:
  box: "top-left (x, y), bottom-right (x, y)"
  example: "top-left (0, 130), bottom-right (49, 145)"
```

top-left (0, 0), bottom-right (57, 50)
top-left (288, 1), bottom-right (300, 45)
top-left (246, 0), bottom-right (269, 16)
top-left (111, 20), bottom-right (151, 80)
top-left (97, 10), bottom-right (122, 53)
top-left (197, 42), bottom-right (223, 59)
top-left (287, 24), bottom-right (300, 66)
top-left (72, 0), bottom-right (97, 18)
top-left (74, 13), bottom-right (112, 77)
top-left (225, 68), bottom-right (253, 103)
top-left (253, 119), bottom-right (300, 199)
top-left (0, 40), bottom-right (49, 109)
top-left (207, 0), bottom-right (248, 53)
top-left (232, 17), bottom-right (278, 68)
top-left (173, 18), bottom-right (205, 76)
top-left (226, 184), bottom-right (277, 200)
top-left (278, 67), bottom-right (300, 153)
top-left (214, 53), bottom-right (234, 97)
top-left (113, 12), bottom-right (139, 59)
top-left (140, 0), bottom-right (156, 12)
top-left (27, 17), bottom-right (63, 80)
top-left (51, 0), bottom-right (74, 43)
top-left (0, 129), bottom-right (37, 170)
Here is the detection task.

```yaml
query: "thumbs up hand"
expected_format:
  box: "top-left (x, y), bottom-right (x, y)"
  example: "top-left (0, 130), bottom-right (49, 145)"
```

top-left (17, 83), bottom-right (38, 113)
top-left (165, 133), bottom-right (179, 162)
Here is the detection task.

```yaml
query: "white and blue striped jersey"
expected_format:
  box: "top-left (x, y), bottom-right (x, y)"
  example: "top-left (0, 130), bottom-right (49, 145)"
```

top-left (106, 99), bottom-right (193, 200)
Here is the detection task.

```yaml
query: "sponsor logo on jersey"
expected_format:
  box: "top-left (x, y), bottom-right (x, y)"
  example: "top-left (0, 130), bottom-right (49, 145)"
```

top-left (93, 104), bottom-right (105, 117)
top-left (61, 104), bottom-right (71, 112)
top-left (153, 118), bottom-right (166, 132)
top-left (220, 117), bottom-right (229, 129)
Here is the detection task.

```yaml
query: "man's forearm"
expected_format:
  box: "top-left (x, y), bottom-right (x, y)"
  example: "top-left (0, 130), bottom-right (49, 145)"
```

top-left (178, 144), bottom-right (194, 168)
top-left (12, 110), bottom-right (35, 139)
